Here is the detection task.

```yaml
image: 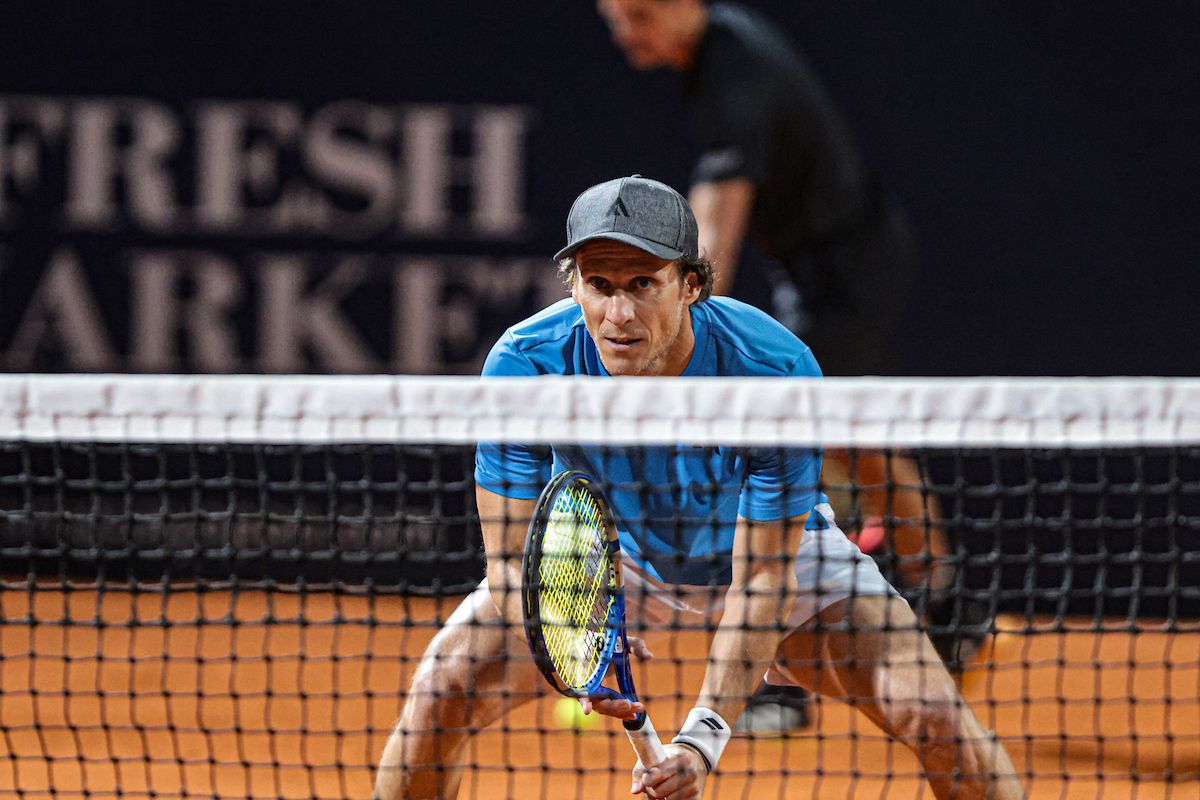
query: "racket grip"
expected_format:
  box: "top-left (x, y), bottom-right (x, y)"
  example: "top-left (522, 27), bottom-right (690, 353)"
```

top-left (625, 713), bottom-right (667, 767)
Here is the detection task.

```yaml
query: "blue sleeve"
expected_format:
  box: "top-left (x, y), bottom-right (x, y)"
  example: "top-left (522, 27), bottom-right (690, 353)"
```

top-left (474, 331), bottom-right (553, 499)
top-left (738, 347), bottom-right (824, 521)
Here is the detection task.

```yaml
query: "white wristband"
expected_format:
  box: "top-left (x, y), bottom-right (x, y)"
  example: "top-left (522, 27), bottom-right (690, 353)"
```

top-left (671, 707), bottom-right (731, 773)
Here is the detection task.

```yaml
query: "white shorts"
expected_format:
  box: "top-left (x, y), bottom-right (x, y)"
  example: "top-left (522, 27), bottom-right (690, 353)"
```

top-left (620, 503), bottom-right (901, 685)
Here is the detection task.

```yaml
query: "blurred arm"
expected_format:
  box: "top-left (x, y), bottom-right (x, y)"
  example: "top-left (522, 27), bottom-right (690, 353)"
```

top-left (695, 512), bottom-right (807, 723)
top-left (689, 178), bottom-right (756, 296)
top-left (476, 486), bottom-right (536, 628)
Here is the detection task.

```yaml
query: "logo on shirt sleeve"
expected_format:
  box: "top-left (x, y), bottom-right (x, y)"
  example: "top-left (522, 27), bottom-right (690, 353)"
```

top-left (696, 147), bottom-right (745, 178)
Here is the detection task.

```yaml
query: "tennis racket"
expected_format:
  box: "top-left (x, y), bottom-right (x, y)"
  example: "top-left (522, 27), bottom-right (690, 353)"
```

top-left (521, 470), bottom-right (667, 768)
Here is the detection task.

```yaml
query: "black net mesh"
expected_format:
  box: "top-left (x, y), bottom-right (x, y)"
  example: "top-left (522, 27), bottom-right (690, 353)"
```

top-left (1, 439), bottom-right (1198, 798)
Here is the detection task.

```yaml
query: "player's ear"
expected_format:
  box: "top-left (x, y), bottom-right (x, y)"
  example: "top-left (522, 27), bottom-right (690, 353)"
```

top-left (681, 267), bottom-right (702, 305)
top-left (565, 260), bottom-right (582, 305)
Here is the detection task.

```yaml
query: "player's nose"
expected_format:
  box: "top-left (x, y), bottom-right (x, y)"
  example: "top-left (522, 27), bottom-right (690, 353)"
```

top-left (605, 292), bottom-right (635, 324)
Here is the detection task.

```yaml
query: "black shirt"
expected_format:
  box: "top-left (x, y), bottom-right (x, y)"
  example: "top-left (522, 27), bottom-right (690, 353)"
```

top-left (684, 3), bottom-right (903, 295)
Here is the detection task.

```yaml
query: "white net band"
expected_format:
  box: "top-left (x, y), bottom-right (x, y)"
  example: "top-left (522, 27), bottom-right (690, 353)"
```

top-left (3, 374), bottom-right (1200, 447)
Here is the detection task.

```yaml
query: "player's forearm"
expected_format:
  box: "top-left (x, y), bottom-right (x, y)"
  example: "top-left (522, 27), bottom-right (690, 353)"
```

top-left (696, 569), bottom-right (799, 723)
top-left (484, 558), bottom-right (525, 627)
top-left (705, 224), bottom-right (742, 297)
top-left (689, 179), bottom-right (755, 296)
top-left (476, 487), bottom-right (535, 629)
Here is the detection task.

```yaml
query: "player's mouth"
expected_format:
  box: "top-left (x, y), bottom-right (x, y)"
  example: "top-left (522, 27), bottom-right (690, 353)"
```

top-left (604, 336), bottom-right (642, 351)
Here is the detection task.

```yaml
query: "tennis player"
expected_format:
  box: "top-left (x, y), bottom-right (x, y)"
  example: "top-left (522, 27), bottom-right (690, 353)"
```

top-left (375, 176), bottom-right (1020, 800)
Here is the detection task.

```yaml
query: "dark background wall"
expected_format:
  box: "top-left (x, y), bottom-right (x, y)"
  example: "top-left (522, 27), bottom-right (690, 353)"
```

top-left (1, 1), bottom-right (1197, 377)
top-left (1, 3), bottom-right (1197, 610)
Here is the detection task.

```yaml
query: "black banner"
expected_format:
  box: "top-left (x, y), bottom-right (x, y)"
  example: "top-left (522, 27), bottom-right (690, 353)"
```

top-left (0, 94), bottom-right (567, 373)
top-left (2, 1), bottom-right (1197, 375)
top-left (1, 4), bottom-right (1198, 606)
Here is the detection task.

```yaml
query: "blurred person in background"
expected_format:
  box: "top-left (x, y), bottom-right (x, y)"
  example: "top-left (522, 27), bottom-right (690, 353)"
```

top-left (596, 0), bottom-right (989, 733)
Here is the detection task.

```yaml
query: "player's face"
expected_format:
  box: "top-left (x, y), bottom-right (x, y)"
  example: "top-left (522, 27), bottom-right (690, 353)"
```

top-left (571, 240), bottom-right (701, 377)
top-left (596, 0), bottom-right (688, 70)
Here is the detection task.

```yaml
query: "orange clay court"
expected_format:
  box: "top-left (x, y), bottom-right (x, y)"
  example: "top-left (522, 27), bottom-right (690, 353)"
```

top-left (1, 587), bottom-right (1197, 799)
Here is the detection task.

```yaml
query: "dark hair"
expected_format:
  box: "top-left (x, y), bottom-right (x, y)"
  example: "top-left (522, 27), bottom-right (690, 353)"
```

top-left (557, 254), bottom-right (715, 303)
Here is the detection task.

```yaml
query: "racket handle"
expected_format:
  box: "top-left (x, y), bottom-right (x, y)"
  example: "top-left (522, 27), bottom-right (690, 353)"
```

top-left (625, 712), bottom-right (667, 767)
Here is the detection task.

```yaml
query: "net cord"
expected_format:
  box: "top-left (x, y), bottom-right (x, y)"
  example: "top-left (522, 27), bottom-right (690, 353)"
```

top-left (3, 374), bottom-right (1200, 447)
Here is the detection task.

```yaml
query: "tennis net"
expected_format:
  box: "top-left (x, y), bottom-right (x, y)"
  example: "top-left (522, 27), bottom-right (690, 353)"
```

top-left (1, 375), bottom-right (1197, 799)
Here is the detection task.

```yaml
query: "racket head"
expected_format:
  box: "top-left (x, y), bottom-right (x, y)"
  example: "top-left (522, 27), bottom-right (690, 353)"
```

top-left (521, 471), bottom-right (623, 697)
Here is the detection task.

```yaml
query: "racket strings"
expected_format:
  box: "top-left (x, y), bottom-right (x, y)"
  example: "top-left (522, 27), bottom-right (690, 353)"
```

top-left (538, 484), bottom-right (615, 689)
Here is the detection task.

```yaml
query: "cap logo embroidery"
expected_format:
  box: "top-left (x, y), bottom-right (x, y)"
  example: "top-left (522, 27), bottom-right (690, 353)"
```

top-left (608, 197), bottom-right (630, 218)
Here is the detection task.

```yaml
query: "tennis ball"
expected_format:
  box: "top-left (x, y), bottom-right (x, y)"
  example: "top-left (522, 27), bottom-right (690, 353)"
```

top-left (552, 697), bottom-right (600, 731)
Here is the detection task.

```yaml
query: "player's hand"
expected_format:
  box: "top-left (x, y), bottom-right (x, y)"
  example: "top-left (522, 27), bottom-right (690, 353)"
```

top-left (579, 689), bottom-right (644, 721)
top-left (630, 743), bottom-right (707, 798)
top-left (627, 636), bottom-right (654, 660)
top-left (578, 639), bottom-right (653, 720)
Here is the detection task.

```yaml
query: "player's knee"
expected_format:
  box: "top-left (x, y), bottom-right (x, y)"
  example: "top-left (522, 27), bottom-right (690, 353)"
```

top-left (877, 666), bottom-right (964, 747)
top-left (409, 653), bottom-right (463, 703)
top-left (411, 630), bottom-right (481, 703)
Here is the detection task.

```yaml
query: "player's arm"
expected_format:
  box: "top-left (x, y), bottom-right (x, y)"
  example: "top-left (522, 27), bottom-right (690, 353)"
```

top-left (474, 330), bottom-right (552, 626)
top-left (696, 512), bottom-right (807, 723)
top-left (637, 513), bottom-right (807, 796)
top-left (689, 178), bottom-right (755, 296)
top-left (476, 486), bottom-right (536, 627)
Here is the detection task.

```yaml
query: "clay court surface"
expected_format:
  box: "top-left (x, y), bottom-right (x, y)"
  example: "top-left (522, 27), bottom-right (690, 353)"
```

top-left (1, 588), bottom-right (1197, 799)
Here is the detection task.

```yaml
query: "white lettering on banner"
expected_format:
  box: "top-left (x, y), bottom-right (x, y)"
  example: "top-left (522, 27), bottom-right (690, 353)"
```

top-left (0, 246), bottom-right (560, 373)
top-left (469, 257), bottom-right (568, 311)
top-left (257, 256), bottom-right (382, 373)
top-left (400, 107), bottom-right (450, 236)
top-left (393, 259), bottom-right (442, 374)
top-left (304, 101), bottom-right (397, 238)
top-left (4, 247), bottom-right (118, 370)
top-left (472, 107), bottom-right (530, 236)
top-left (401, 106), bottom-right (530, 237)
top-left (1, 94), bottom-right (532, 241)
top-left (1, 93), bottom-right (541, 373)
top-left (195, 101), bottom-right (304, 232)
top-left (0, 98), bottom-right (64, 223)
top-left (66, 100), bottom-right (181, 232)
top-left (390, 257), bottom-right (566, 374)
top-left (129, 251), bottom-right (244, 372)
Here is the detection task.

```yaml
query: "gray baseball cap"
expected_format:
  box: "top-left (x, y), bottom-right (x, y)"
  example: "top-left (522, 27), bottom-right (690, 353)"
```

top-left (554, 175), bottom-right (699, 261)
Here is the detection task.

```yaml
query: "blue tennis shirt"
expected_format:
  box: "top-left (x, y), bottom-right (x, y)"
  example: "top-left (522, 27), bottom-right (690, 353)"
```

top-left (475, 296), bottom-right (827, 586)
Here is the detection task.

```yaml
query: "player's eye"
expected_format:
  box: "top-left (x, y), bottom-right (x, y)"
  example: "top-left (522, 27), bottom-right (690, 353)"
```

top-left (632, 277), bottom-right (653, 290)
top-left (587, 277), bottom-right (610, 291)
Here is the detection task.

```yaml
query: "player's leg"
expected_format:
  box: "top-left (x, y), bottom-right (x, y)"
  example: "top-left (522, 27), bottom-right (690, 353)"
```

top-left (772, 595), bottom-right (1023, 800)
top-left (739, 469), bottom-right (940, 738)
top-left (832, 448), bottom-right (1004, 674)
top-left (374, 580), bottom-right (542, 800)
top-left (738, 451), bottom-right (950, 734)
top-left (734, 680), bottom-right (810, 733)
top-left (826, 448), bottom-right (950, 593)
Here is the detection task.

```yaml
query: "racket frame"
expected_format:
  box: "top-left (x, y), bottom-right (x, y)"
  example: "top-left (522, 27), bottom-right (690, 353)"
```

top-left (521, 470), bottom-right (666, 767)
